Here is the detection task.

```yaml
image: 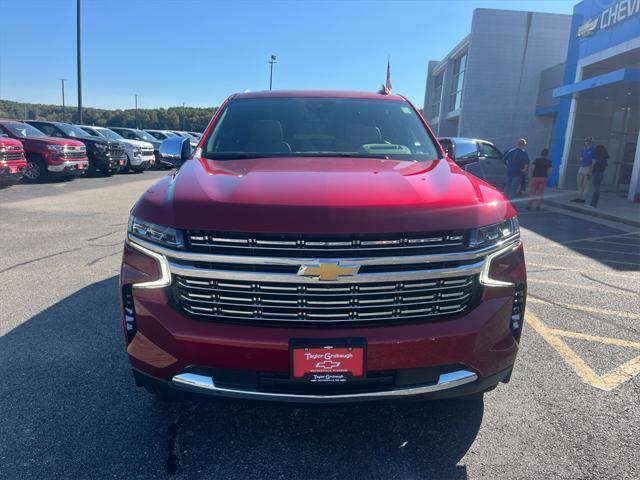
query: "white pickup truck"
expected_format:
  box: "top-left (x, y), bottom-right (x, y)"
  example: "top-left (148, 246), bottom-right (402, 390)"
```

top-left (79, 125), bottom-right (155, 173)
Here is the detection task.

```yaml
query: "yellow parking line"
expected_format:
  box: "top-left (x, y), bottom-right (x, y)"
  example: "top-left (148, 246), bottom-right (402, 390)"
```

top-left (526, 311), bottom-right (608, 389)
top-left (525, 231), bottom-right (640, 251)
top-left (586, 239), bottom-right (640, 247)
top-left (527, 297), bottom-right (640, 320)
top-left (527, 251), bottom-right (640, 267)
top-left (526, 311), bottom-right (640, 391)
top-left (546, 328), bottom-right (640, 348)
top-left (545, 245), bottom-right (640, 256)
top-left (527, 262), bottom-right (640, 280)
top-left (528, 278), bottom-right (636, 296)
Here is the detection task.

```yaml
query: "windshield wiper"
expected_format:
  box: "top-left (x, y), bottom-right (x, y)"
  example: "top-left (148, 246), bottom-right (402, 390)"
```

top-left (202, 152), bottom-right (281, 160)
top-left (308, 153), bottom-right (390, 159)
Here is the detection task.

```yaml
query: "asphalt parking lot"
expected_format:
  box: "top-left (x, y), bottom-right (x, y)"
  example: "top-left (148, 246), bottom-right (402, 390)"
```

top-left (1, 172), bottom-right (639, 479)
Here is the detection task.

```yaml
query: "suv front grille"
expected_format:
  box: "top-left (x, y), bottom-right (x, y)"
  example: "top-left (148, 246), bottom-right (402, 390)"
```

top-left (61, 146), bottom-right (86, 160)
top-left (108, 146), bottom-right (126, 159)
top-left (173, 274), bottom-right (478, 325)
top-left (0, 150), bottom-right (25, 161)
top-left (186, 231), bottom-right (467, 258)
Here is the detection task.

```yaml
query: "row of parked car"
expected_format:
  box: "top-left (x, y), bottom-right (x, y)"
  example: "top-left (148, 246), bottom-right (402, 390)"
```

top-left (0, 119), bottom-right (202, 189)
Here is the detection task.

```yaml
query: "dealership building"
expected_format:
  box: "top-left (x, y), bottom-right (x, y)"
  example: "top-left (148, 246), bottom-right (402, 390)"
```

top-left (423, 9), bottom-right (572, 159)
top-left (425, 1), bottom-right (639, 202)
top-left (540, 0), bottom-right (640, 201)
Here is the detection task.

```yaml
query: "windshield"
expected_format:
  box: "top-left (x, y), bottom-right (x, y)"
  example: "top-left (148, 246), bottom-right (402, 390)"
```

top-left (59, 123), bottom-right (91, 138)
top-left (4, 122), bottom-right (48, 138)
top-left (97, 128), bottom-right (124, 140)
top-left (133, 130), bottom-right (156, 142)
top-left (203, 97), bottom-right (440, 160)
top-left (79, 127), bottom-right (102, 137)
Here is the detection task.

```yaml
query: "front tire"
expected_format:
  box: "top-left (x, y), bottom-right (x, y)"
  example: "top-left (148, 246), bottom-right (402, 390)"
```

top-left (23, 155), bottom-right (48, 183)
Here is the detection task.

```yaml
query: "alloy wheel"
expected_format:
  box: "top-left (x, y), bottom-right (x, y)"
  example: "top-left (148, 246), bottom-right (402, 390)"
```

top-left (24, 161), bottom-right (41, 180)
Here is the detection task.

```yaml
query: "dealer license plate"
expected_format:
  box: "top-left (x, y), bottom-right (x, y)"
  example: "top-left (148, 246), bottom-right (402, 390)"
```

top-left (291, 340), bottom-right (365, 383)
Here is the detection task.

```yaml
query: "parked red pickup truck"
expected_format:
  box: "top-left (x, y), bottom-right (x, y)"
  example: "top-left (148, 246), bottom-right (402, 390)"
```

top-left (0, 135), bottom-right (27, 188)
top-left (0, 120), bottom-right (89, 181)
top-left (120, 91), bottom-right (526, 403)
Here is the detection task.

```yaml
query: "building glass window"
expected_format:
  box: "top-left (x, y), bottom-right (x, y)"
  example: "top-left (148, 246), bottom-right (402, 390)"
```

top-left (432, 73), bottom-right (443, 118)
top-left (450, 53), bottom-right (467, 111)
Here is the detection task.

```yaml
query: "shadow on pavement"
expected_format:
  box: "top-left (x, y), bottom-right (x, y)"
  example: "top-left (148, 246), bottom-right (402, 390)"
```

top-left (517, 208), bottom-right (640, 271)
top-left (0, 277), bottom-right (482, 479)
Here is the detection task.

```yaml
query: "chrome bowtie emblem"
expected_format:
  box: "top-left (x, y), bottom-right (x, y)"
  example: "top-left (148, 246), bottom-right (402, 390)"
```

top-left (297, 262), bottom-right (360, 281)
top-left (577, 17), bottom-right (598, 38)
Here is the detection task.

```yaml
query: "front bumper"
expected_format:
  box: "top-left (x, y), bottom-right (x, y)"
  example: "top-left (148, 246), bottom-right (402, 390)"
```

top-left (120, 236), bottom-right (525, 403)
top-left (136, 366), bottom-right (513, 403)
top-left (0, 164), bottom-right (27, 187)
top-left (47, 159), bottom-right (89, 175)
top-left (130, 153), bottom-right (155, 168)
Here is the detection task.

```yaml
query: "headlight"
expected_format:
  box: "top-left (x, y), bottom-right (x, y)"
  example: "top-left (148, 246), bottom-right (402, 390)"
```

top-left (133, 147), bottom-right (142, 156)
top-left (470, 217), bottom-right (519, 248)
top-left (95, 143), bottom-right (108, 151)
top-left (128, 215), bottom-right (184, 248)
top-left (46, 145), bottom-right (64, 152)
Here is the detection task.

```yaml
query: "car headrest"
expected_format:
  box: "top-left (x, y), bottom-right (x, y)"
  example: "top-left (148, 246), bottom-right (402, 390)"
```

top-left (250, 120), bottom-right (284, 143)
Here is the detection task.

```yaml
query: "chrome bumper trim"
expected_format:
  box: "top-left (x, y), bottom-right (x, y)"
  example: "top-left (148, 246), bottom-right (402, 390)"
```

top-left (168, 258), bottom-right (484, 283)
top-left (171, 369), bottom-right (478, 403)
top-left (48, 160), bottom-right (89, 172)
top-left (127, 234), bottom-right (519, 268)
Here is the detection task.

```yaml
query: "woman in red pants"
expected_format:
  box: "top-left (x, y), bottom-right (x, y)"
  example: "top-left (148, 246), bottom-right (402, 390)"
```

top-left (526, 149), bottom-right (552, 211)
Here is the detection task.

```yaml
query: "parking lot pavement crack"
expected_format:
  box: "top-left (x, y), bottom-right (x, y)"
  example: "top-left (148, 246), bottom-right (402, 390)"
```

top-left (87, 241), bottom-right (123, 248)
top-left (0, 248), bottom-right (82, 274)
top-left (166, 402), bottom-right (200, 475)
top-left (85, 231), bottom-right (119, 242)
top-left (85, 250), bottom-right (122, 267)
top-left (579, 272), bottom-right (640, 296)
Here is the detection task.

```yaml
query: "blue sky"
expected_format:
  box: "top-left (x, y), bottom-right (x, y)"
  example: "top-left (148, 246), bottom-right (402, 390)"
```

top-left (0, 0), bottom-right (575, 110)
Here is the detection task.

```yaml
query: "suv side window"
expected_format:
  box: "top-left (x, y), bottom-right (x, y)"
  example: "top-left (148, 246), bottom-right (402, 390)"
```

top-left (36, 124), bottom-right (62, 137)
top-left (454, 140), bottom-right (479, 163)
top-left (120, 130), bottom-right (133, 139)
top-left (479, 142), bottom-right (502, 159)
top-left (82, 128), bottom-right (100, 137)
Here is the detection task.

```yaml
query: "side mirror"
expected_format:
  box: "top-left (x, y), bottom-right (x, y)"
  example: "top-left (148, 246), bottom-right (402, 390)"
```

top-left (159, 136), bottom-right (191, 168)
top-left (442, 143), bottom-right (454, 159)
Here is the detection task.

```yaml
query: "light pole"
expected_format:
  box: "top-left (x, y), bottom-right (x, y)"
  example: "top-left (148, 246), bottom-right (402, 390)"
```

top-left (134, 94), bottom-right (139, 129)
top-left (59, 78), bottom-right (67, 122)
top-left (268, 54), bottom-right (277, 90)
top-left (181, 102), bottom-right (186, 130)
top-left (77, 0), bottom-right (83, 123)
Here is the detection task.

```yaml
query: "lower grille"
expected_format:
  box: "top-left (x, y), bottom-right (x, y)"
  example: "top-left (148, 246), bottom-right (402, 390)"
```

top-left (0, 152), bottom-right (25, 161)
top-left (174, 274), bottom-right (479, 325)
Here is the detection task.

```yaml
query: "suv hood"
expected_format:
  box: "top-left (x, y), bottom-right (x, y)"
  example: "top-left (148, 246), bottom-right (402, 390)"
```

top-left (22, 136), bottom-right (86, 148)
top-left (0, 137), bottom-right (23, 148)
top-left (133, 156), bottom-right (515, 234)
top-left (121, 139), bottom-right (153, 149)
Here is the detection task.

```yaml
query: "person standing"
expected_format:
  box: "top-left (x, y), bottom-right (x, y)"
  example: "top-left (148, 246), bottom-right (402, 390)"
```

top-left (589, 144), bottom-right (609, 208)
top-left (503, 138), bottom-right (530, 200)
top-left (526, 148), bottom-right (552, 211)
top-left (572, 137), bottom-right (595, 202)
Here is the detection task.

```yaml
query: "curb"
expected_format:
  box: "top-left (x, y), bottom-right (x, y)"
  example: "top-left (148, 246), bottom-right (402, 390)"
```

top-left (544, 198), bottom-right (640, 228)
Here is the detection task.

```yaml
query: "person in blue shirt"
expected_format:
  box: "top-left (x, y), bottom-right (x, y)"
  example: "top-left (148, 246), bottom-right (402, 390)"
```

top-left (572, 137), bottom-right (595, 203)
top-left (503, 138), bottom-right (530, 200)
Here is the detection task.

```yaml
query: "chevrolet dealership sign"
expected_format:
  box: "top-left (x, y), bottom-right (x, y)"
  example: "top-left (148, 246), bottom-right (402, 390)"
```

top-left (577, 0), bottom-right (640, 37)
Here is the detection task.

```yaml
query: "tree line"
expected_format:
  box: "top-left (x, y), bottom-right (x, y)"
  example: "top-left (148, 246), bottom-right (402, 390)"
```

top-left (0, 99), bottom-right (218, 132)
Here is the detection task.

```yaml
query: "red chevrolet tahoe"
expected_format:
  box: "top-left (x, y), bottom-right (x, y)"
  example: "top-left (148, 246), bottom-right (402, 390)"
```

top-left (0, 135), bottom-right (27, 188)
top-left (120, 91), bottom-right (526, 403)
